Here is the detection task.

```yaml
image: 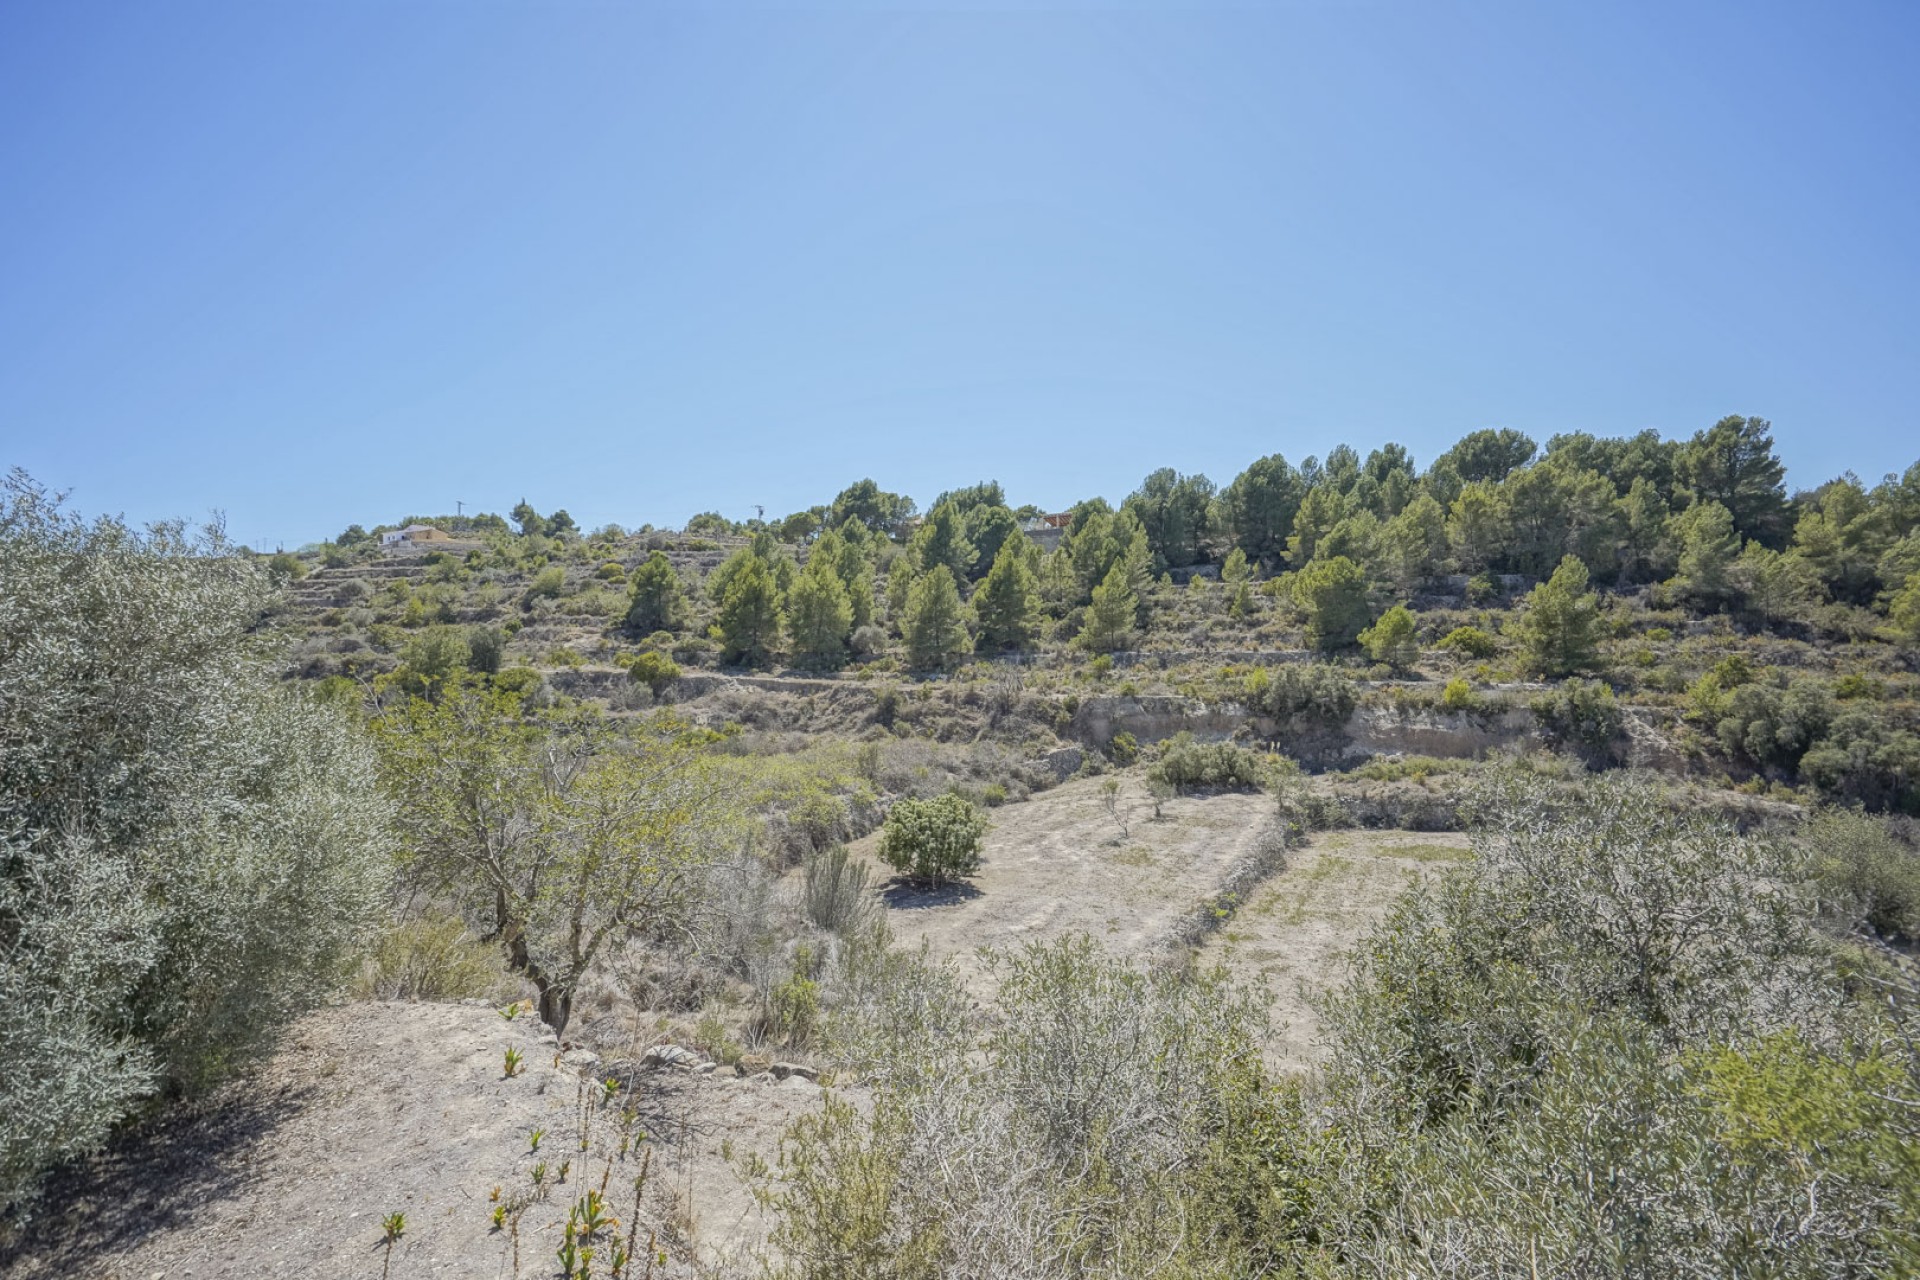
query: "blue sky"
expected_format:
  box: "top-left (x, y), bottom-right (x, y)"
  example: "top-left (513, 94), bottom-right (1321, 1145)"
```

top-left (2, 1), bottom-right (1916, 549)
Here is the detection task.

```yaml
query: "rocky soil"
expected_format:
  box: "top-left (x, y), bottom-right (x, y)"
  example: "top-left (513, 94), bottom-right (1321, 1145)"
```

top-left (1, 1002), bottom-right (828, 1280)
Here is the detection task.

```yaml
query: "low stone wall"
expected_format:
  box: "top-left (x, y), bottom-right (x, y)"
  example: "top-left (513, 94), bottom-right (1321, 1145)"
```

top-left (1068, 693), bottom-right (1546, 766)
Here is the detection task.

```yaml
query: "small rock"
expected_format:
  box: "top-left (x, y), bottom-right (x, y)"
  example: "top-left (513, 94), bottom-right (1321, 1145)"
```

top-left (769, 1061), bottom-right (819, 1083)
top-left (641, 1044), bottom-right (701, 1071)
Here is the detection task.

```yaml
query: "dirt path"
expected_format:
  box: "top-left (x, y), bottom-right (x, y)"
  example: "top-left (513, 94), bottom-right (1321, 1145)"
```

top-left (1198, 829), bottom-right (1470, 1072)
top-left (850, 775), bottom-right (1277, 995)
top-left (1, 1002), bottom-right (824, 1280)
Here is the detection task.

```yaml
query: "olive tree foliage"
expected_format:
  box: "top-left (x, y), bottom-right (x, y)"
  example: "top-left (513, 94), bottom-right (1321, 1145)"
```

top-left (1287, 771), bottom-right (1910, 1279)
top-left (0, 473), bottom-right (390, 1213)
top-left (760, 772), bottom-right (1919, 1278)
top-left (375, 687), bottom-right (729, 1032)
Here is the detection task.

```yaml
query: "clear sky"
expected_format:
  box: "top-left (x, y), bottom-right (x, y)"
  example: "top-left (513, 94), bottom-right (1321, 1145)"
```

top-left (3, 1), bottom-right (1916, 549)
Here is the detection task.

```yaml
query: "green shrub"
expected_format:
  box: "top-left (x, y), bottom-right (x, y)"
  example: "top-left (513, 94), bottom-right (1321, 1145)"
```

top-left (877, 793), bottom-right (988, 886)
top-left (525, 565), bottom-right (566, 602)
top-left (1359, 605), bottom-right (1420, 670)
top-left (595, 560), bottom-right (627, 580)
top-left (628, 650), bottom-right (682, 697)
top-left (1800, 709), bottom-right (1920, 813)
top-left (1439, 625), bottom-right (1499, 659)
top-left (1108, 731), bottom-right (1140, 766)
top-left (351, 910), bottom-right (514, 1001)
top-left (1441, 677), bottom-right (1479, 711)
top-left (0, 476), bottom-right (390, 1211)
top-left (1148, 733), bottom-right (1269, 793)
top-left (802, 846), bottom-right (875, 935)
top-left (491, 666), bottom-right (543, 698)
top-left (1242, 663), bottom-right (1358, 730)
top-left (1803, 810), bottom-right (1920, 944)
top-left (265, 551), bottom-right (306, 583)
top-left (467, 625), bottom-right (506, 675)
top-left (1531, 678), bottom-right (1624, 759)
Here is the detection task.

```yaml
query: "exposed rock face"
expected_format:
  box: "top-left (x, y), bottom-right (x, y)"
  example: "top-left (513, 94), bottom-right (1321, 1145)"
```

top-left (1033, 745), bottom-right (1086, 782)
top-left (1071, 695), bottom-right (1246, 747)
top-left (1338, 705), bottom-right (1537, 761)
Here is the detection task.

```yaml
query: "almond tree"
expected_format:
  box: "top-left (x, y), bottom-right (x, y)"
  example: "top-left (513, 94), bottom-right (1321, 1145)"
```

top-left (377, 687), bottom-right (727, 1031)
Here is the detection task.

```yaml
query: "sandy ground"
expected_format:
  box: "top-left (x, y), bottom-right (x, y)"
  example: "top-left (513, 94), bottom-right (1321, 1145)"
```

top-left (3, 781), bottom-right (1464, 1278)
top-left (849, 774), bottom-right (1278, 995)
top-left (1, 1002), bottom-right (826, 1280)
top-left (1197, 828), bottom-right (1471, 1071)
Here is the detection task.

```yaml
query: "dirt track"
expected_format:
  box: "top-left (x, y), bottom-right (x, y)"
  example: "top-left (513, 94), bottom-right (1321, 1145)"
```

top-left (1198, 829), bottom-right (1470, 1070)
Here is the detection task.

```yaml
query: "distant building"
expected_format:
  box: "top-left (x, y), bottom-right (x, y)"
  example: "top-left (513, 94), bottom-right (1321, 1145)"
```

top-left (381, 523), bottom-right (450, 547)
top-left (1023, 513), bottom-right (1072, 552)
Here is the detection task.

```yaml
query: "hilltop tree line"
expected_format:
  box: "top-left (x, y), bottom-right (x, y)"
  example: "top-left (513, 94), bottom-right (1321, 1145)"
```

top-left (433, 416), bottom-right (1918, 670)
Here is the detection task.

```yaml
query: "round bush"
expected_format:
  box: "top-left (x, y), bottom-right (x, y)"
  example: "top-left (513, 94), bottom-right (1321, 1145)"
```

top-left (878, 793), bottom-right (988, 886)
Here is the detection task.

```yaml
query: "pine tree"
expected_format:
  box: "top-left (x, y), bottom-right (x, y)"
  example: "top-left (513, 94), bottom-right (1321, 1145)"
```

top-left (626, 551), bottom-right (687, 634)
top-left (847, 567), bottom-right (876, 631)
top-left (973, 541), bottom-right (1040, 651)
top-left (714, 556), bottom-right (783, 665)
top-left (1669, 500), bottom-right (1743, 610)
top-left (903, 566), bottom-right (972, 669)
top-left (1078, 562), bottom-right (1138, 653)
top-left (787, 560), bottom-right (853, 666)
top-left (1293, 555), bottom-right (1372, 652)
top-left (910, 503), bottom-right (977, 582)
top-left (1221, 547), bottom-right (1255, 618)
top-left (1519, 555), bottom-right (1601, 676)
top-left (1359, 604), bottom-right (1420, 671)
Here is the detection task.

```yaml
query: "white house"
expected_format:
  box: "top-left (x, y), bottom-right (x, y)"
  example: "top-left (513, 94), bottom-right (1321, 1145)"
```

top-left (380, 524), bottom-right (450, 547)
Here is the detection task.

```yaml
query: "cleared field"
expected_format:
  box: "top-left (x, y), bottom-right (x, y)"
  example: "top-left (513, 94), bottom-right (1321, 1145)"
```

top-left (1200, 829), bottom-right (1471, 1072)
top-left (850, 774), bottom-right (1277, 994)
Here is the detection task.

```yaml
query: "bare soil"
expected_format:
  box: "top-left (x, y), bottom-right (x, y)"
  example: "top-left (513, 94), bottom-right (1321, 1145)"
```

top-left (1, 1001), bottom-right (825, 1280)
top-left (851, 774), bottom-right (1278, 995)
top-left (1197, 828), bottom-right (1471, 1071)
top-left (3, 780), bottom-right (1464, 1278)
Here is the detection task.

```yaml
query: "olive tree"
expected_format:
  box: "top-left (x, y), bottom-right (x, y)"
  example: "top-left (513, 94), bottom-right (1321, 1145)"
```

top-left (0, 473), bottom-right (390, 1213)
